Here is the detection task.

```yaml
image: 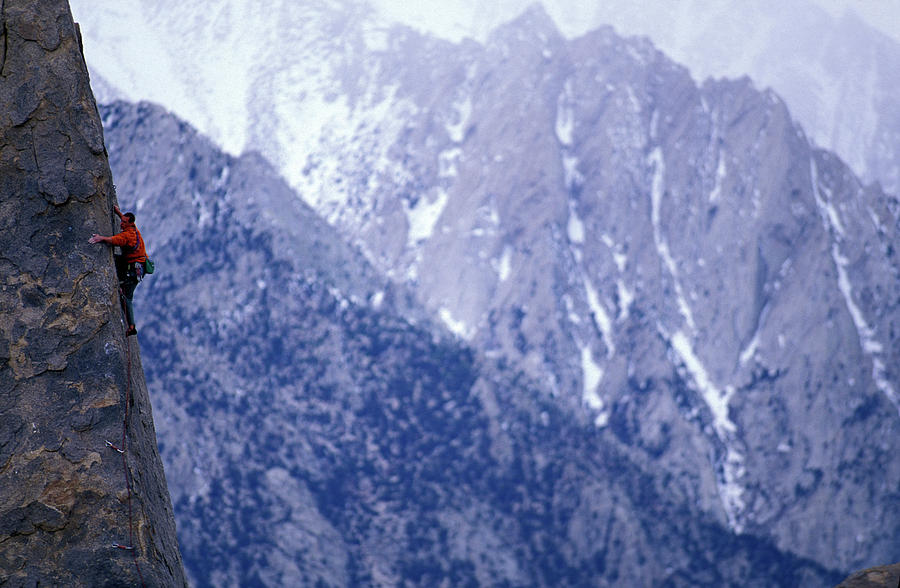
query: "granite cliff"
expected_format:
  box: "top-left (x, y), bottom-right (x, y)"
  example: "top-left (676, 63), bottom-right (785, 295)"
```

top-left (255, 7), bottom-right (900, 572)
top-left (0, 1), bottom-right (186, 585)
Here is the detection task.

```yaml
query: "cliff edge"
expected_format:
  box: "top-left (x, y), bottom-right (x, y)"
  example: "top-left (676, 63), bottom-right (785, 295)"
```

top-left (0, 0), bottom-right (186, 585)
top-left (837, 563), bottom-right (900, 588)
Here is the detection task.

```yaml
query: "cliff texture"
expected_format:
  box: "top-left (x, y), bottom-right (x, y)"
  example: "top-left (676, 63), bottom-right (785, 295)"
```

top-left (837, 563), bottom-right (900, 588)
top-left (0, 1), bottom-right (186, 585)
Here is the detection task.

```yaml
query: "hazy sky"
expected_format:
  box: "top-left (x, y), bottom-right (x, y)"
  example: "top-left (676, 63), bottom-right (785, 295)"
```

top-left (371, 0), bottom-right (900, 45)
top-left (813, 0), bottom-right (900, 41)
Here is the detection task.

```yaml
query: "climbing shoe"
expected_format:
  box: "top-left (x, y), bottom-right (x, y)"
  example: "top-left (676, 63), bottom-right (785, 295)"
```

top-left (125, 325), bottom-right (138, 337)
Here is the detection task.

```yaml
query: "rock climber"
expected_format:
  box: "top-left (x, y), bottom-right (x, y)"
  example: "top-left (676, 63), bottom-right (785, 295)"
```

top-left (89, 205), bottom-right (147, 336)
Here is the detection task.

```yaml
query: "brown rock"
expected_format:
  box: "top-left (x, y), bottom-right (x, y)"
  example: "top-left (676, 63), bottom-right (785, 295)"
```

top-left (837, 563), bottom-right (900, 588)
top-left (0, 0), bottom-right (186, 585)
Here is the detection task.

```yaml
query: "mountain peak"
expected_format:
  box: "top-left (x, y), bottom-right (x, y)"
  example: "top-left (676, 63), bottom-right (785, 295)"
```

top-left (488, 2), bottom-right (563, 45)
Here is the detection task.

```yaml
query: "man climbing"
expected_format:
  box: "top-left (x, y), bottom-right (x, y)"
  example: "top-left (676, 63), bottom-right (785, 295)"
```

top-left (89, 205), bottom-right (147, 336)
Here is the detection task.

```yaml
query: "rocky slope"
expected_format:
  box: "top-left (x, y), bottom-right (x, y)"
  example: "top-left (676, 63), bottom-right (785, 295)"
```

top-left (101, 100), bottom-right (844, 586)
top-left (0, 1), bottom-right (185, 585)
top-left (279, 7), bottom-right (900, 572)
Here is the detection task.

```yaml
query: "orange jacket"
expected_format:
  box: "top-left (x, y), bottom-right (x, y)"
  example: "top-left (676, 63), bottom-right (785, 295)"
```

top-left (107, 221), bottom-right (147, 263)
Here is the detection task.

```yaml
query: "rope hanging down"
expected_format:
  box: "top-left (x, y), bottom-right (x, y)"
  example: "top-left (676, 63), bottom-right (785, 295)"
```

top-left (106, 289), bottom-right (147, 587)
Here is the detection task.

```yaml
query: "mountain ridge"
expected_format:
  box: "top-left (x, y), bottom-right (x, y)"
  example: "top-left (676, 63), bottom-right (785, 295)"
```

top-left (69, 2), bottom-right (900, 583)
top-left (271, 6), bottom-right (900, 571)
top-left (69, 0), bottom-right (900, 196)
top-left (100, 99), bottom-right (846, 586)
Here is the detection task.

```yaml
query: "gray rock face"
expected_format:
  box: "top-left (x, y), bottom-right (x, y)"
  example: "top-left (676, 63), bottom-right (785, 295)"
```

top-left (89, 5), bottom-right (898, 586)
top-left (0, 1), bottom-right (185, 585)
top-left (101, 100), bottom-right (843, 587)
top-left (287, 8), bottom-right (899, 572)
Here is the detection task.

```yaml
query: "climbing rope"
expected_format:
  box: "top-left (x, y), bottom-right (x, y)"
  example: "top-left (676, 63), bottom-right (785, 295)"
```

top-left (106, 288), bottom-right (147, 587)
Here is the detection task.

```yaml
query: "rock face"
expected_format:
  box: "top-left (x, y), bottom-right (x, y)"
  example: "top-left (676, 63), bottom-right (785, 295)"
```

top-left (837, 562), bottom-right (900, 588)
top-left (275, 7), bottom-right (900, 573)
top-left (0, 1), bottom-right (186, 585)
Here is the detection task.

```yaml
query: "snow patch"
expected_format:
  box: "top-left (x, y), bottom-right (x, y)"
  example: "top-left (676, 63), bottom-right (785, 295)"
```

top-left (405, 189), bottom-right (448, 246)
top-left (563, 294), bottom-right (581, 325)
top-left (405, 256), bottom-right (419, 282)
top-left (214, 165), bottom-right (230, 190)
top-left (193, 190), bottom-right (212, 228)
top-left (671, 332), bottom-right (736, 436)
top-left (867, 206), bottom-right (886, 235)
top-left (810, 160), bottom-right (845, 237)
top-left (649, 148), bottom-right (696, 331)
top-left (832, 244), bottom-right (899, 414)
top-left (562, 155), bottom-right (584, 190)
top-left (555, 79), bottom-right (575, 147)
top-left (625, 85), bottom-right (641, 114)
top-left (438, 147), bottom-right (462, 178)
top-left (584, 280), bottom-right (615, 357)
top-left (812, 160), bottom-right (899, 414)
top-left (556, 80), bottom-right (584, 192)
top-left (567, 202), bottom-right (585, 244)
top-left (617, 279), bottom-right (634, 321)
top-left (721, 447), bottom-right (747, 531)
top-left (495, 245), bottom-right (513, 282)
top-left (446, 96), bottom-right (471, 143)
top-left (439, 307), bottom-right (473, 340)
top-left (709, 155), bottom-right (727, 203)
top-left (601, 234), bottom-right (628, 273)
top-left (670, 330), bottom-right (745, 531)
top-left (739, 304), bottom-right (767, 365)
top-left (580, 345), bottom-right (609, 427)
top-left (739, 331), bottom-right (760, 365)
top-left (613, 251), bottom-right (627, 273)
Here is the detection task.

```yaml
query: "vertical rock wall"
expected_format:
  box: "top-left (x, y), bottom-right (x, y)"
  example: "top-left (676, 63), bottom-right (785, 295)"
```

top-left (0, 0), bottom-right (186, 585)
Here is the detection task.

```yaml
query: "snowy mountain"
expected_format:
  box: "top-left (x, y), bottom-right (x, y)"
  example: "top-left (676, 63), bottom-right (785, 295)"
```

top-left (73, 0), bottom-right (900, 583)
top-left (70, 0), bottom-right (900, 196)
top-left (101, 100), bottom-right (842, 587)
top-left (290, 7), bottom-right (900, 568)
top-left (381, 0), bottom-right (900, 196)
top-left (557, 0), bottom-right (900, 198)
